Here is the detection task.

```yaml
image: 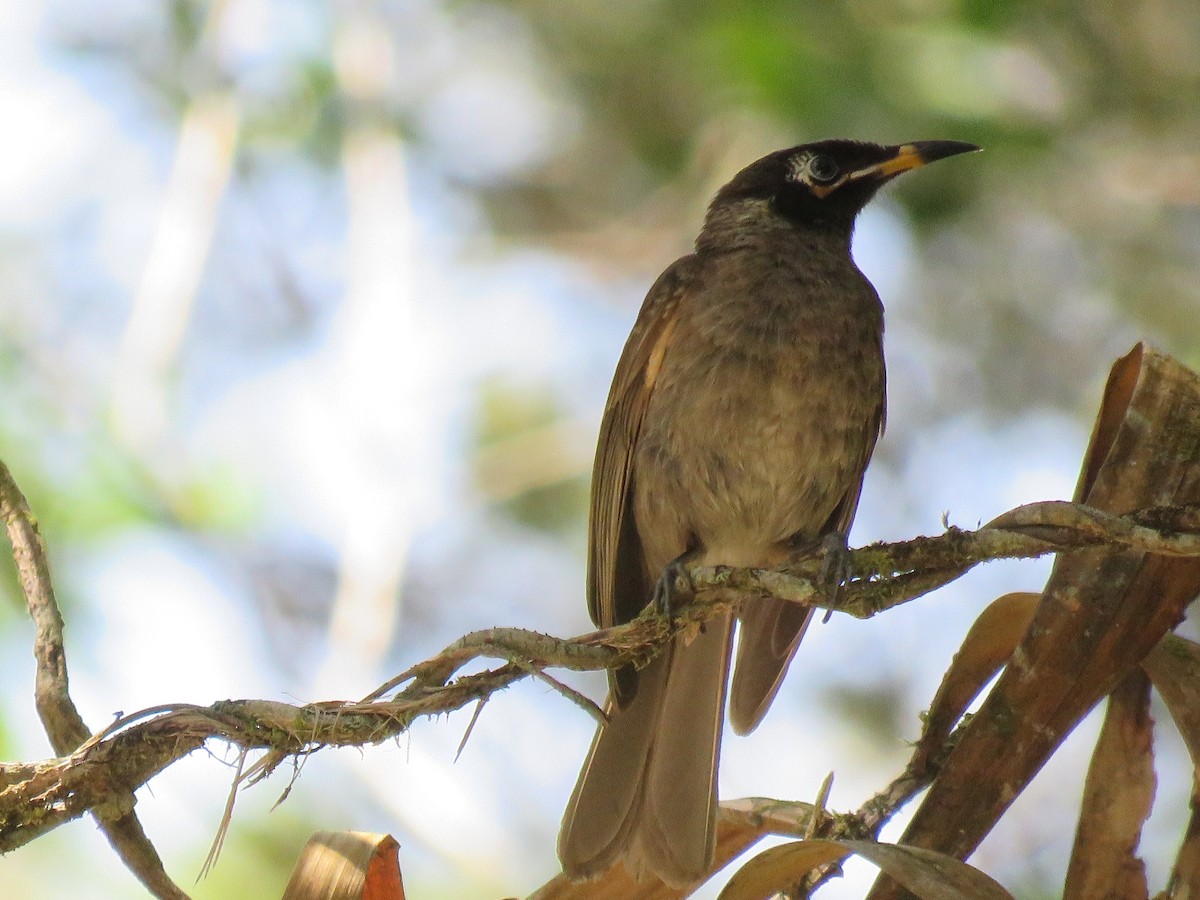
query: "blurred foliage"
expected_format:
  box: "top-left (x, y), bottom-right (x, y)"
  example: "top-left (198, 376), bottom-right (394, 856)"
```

top-left (190, 812), bottom-right (317, 900)
top-left (820, 681), bottom-right (911, 748)
top-left (473, 378), bottom-right (562, 447)
top-left (45, 0), bottom-right (1200, 435)
top-left (471, 377), bottom-right (589, 532)
top-left (482, 0), bottom-right (1199, 416)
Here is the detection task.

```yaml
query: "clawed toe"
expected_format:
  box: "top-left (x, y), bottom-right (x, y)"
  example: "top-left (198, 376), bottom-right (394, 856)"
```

top-left (817, 532), bottom-right (852, 620)
top-left (652, 557), bottom-right (696, 619)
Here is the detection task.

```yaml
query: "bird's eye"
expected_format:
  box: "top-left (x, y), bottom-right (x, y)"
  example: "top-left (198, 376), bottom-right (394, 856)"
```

top-left (808, 155), bottom-right (840, 184)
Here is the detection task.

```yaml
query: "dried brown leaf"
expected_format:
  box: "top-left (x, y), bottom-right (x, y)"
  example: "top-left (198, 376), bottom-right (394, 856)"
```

top-left (282, 831), bottom-right (405, 900)
top-left (1142, 635), bottom-right (1200, 766)
top-left (718, 839), bottom-right (1013, 900)
top-left (869, 345), bottom-right (1200, 900)
top-left (1141, 635), bottom-right (1200, 896)
top-left (1164, 777), bottom-right (1200, 899)
top-left (716, 841), bottom-right (849, 900)
top-left (911, 592), bottom-right (1039, 775)
top-left (1063, 669), bottom-right (1154, 900)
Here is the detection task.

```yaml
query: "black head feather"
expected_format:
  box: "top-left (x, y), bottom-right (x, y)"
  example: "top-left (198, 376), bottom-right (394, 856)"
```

top-left (704, 139), bottom-right (979, 237)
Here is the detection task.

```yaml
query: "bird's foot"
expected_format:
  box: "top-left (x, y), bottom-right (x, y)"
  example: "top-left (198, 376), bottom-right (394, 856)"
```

top-left (816, 532), bottom-right (852, 622)
top-left (652, 555), bottom-right (696, 621)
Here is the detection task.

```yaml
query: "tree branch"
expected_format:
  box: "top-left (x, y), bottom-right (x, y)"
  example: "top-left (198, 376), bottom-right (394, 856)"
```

top-left (0, 461), bottom-right (189, 898)
top-left (5, 497), bottom-right (1200, 870)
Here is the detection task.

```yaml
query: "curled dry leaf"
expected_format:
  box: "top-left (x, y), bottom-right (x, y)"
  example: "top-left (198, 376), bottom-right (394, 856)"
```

top-left (282, 831), bottom-right (405, 900)
top-left (1141, 635), bottom-right (1200, 767)
top-left (1140, 634), bottom-right (1200, 894)
top-left (717, 839), bottom-right (1014, 900)
top-left (1063, 669), bottom-right (1154, 900)
top-left (869, 345), bottom-right (1200, 900)
top-left (910, 591), bottom-right (1040, 777)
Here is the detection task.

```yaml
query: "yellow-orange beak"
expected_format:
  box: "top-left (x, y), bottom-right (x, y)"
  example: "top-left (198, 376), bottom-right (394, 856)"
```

top-left (852, 140), bottom-right (982, 182)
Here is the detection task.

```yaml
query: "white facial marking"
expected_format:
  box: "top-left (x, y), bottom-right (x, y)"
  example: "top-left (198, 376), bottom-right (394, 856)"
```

top-left (787, 152), bottom-right (814, 184)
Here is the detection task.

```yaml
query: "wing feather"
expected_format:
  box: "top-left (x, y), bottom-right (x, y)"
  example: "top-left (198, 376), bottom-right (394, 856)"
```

top-left (587, 255), bottom-right (698, 633)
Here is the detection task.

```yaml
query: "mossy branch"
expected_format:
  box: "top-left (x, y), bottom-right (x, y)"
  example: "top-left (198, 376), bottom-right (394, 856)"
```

top-left (5, 481), bottom-right (1200, 879)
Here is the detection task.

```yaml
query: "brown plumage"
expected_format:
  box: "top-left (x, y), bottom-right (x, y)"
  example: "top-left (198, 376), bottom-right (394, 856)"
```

top-left (558, 139), bottom-right (980, 888)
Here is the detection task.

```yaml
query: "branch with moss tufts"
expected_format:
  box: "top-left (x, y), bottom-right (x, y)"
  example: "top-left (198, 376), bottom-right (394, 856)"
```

top-left (3, 452), bottom-right (1200, 893)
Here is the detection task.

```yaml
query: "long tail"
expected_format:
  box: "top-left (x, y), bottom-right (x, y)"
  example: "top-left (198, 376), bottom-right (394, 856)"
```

top-left (557, 612), bottom-right (734, 888)
top-left (728, 597), bottom-right (813, 735)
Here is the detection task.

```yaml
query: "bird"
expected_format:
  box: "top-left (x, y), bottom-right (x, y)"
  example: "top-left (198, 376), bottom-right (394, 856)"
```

top-left (556, 138), bottom-right (980, 888)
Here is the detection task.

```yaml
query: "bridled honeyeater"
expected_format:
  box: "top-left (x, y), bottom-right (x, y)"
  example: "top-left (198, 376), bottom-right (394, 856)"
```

top-left (557, 139), bottom-right (980, 888)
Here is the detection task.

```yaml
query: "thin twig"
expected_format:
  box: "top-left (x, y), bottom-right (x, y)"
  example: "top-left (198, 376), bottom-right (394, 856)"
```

top-left (455, 699), bottom-right (489, 763)
top-left (529, 670), bottom-right (608, 726)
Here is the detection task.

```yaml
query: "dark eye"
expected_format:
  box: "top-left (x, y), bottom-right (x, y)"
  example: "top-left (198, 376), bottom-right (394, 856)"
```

top-left (808, 155), bottom-right (840, 184)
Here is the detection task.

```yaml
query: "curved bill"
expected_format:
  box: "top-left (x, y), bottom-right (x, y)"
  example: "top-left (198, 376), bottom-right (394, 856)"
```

top-left (853, 139), bottom-right (982, 181)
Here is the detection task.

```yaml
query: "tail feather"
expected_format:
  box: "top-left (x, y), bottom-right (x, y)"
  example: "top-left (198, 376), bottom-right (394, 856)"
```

top-left (558, 650), bottom-right (668, 878)
top-left (635, 612), bottom-right (734, 884)
top-left (557, 613), bottom-right (735, 888)
top-left (728, 598), bottom-right (812, 736)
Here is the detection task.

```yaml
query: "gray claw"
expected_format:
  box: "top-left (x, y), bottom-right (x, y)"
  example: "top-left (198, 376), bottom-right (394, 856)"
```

top-left (652, 558), bottom-right (696, 619)
top-left (817, 532), bottom-right (852, 621)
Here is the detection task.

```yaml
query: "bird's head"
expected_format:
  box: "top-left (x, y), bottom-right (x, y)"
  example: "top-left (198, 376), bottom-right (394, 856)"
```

top-left (700, 139), bottom-right (980, 246)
